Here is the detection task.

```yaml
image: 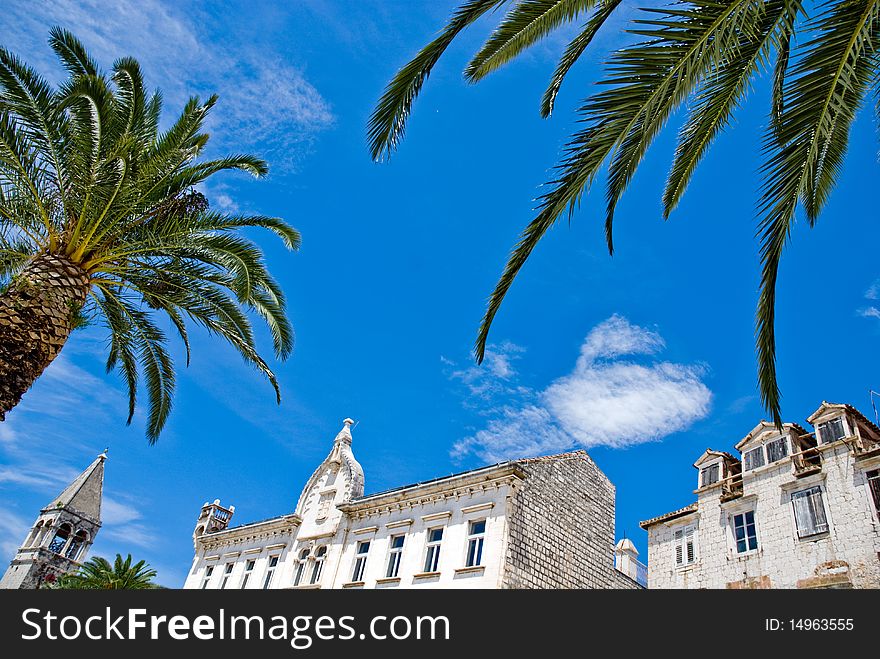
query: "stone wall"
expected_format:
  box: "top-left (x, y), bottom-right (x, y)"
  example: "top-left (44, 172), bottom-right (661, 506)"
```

top-left (646, 444), bottom-right (880, 589)
top-left (501, 451), bottom-right (629, 588)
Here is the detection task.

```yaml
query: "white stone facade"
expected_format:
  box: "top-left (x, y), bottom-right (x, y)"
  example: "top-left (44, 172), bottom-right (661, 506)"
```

top-left (641, 402), bottom-right (880, 589)
top-left (183, 419), bottom-right (641, 589)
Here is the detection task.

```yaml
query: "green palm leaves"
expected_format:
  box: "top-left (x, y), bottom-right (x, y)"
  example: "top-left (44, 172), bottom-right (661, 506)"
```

top-left (54, 554), bottom-right (158, 589)
top-left (368, 0), bottom-right (880, 425)
top-left (0, 29), bottom-right (298, 441)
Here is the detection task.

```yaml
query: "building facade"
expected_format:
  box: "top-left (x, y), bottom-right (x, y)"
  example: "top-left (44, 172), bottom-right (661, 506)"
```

top-left (641, 402), bottom-right (880, 589)
top-left (0, 452), bottom-right (106, 589)
top-left (184, 419), bottom-right (642, 589)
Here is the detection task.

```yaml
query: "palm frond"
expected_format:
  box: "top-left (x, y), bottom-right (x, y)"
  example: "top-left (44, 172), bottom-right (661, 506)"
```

top-left (465, 0), bottom-right (597, 82)
top-left (540, 0), bottom-right (623, 118)
top-left (367, 0), bottom-right (511, 162)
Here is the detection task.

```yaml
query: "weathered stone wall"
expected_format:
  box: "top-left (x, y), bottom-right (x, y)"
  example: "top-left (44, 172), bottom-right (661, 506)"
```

top-left (646, 443), bottom-right (880, 589)
top-left (501, 451), bottom-right (630, 588)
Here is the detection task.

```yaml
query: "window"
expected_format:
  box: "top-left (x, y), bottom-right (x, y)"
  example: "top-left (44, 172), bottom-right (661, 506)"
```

top-left (351, 541), bottom-right (370, 582)
top-left (64, 530), bottom-right (88, 560)
top-left (732, 511), bottom-right (758, 553)
top-left (818, 418), bottom-right (846, 444)
top-left (700, 464), bottom-right (719, 487)
top-left (465, 520), bottom-right (486, 567)
top-left (766, 437), bottom-right (789, 463)
top-left (673, 526), bottom-right (697, 566)
top-left (310, 546), bottom-right (327, 585)
top-left (424, 528), bottom-right (443, 572)
top-left (866, 470), bottom-right (880, 521)
top-left (240, 560), bottom-right (255, 589)
top-left (262, 555), bottom-right (279, 589)
top-left (386, 535), bottom-right (405, 578)
top-left (293, 549), bottom-right (309, 586)
top-left (220, 562), bottom-right (234, 589)
top-left (792, 486), bottom-right (829, 537)
top-left (47, 524), bottom-right (71, 554)
top-left (201, 566), bottom-right (214, 589)
top-left (744, 446), bottom-right (765, 471)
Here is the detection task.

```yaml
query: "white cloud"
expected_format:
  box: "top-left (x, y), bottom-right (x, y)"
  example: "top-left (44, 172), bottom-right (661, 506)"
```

top-left (1, 0), bottom-right (333, 173)
top-left (859, 307), bottom-right (880, 319)
top-left (0, 510), bottom-right (31, 563)
top-left (866, 281), bottom-right (880, 300)
top-left (451, 315), bottom-right (712, 462)
top-left (446, 341), bottom-right (527, 402)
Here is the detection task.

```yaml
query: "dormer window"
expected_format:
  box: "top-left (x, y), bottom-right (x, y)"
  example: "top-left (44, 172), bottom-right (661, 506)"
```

top-left (817, 417), bottom-right (846, 444)
top-left (700, 463), bottom-right (720, 488)
top-left (766, 437), bottom-right (789, 463)
top-left (744, 446), bottom-right (765, 471)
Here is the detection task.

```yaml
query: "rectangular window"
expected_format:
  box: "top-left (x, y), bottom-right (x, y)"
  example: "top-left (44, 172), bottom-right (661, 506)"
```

top-left (744, 447), bottom-right (765, 471)
top-left (818, 418), bottom-right (846, 444)
top-left (240, 559), bottom-right (255, 589)
top-left (866, 470), bottom-right (880, 521)
top-left (201, 566), bottom-right (214, 589)
top-left (386, 535), bottom-right (405, 578)
top-left (424, 527), bottom-right (443, 573)
top-left (465, 520), bottom-right (486, 567)
top-left (792, 486), bottom-right (829, 537)
top-left (263, 555), bottom-right (279, 590)
top-left (766, 437), bottom-right (789, 463)
top-left (732, 511), bottom-right (758, 553)
top-left (700, 463), bottom-right (719, 487)
top-left (220, 562), bottom-right (234, 589)
top-left (351, 540), bottom-right (370, 582)
top-left (673, 526), bottom-right (696, 566)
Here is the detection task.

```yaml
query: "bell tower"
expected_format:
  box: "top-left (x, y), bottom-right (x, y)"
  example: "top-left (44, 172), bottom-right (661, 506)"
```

top-left (0, 451), bottom-right (106, 589)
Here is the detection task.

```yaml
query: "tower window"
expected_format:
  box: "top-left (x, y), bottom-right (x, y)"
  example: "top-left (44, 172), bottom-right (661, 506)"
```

top-left (47, 524), bottom-right (72, 555)
top-left (293, 549), bottom-right (310, 586)
top-left (64, 530), bottom-right (88, 561)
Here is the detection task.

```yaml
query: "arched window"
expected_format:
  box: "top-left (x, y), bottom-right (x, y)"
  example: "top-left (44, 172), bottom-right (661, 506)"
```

top-left (48, 523), bottom-right (72, 554)
top-left (26, 521), bottom-right (44, 548)
top-left (310, 545), bottom-right (327, 585)
top-left (64, 530), bottom-right (89, 560)
top-left (293, 548), bottom-right (310, 586)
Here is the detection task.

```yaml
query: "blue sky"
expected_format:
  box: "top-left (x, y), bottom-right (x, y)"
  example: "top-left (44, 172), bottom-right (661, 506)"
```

top-left (1, 0), bottom-right (878, 586)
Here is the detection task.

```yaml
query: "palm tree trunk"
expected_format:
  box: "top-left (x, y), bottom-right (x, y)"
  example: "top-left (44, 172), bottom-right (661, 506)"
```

top-left (0, 253), bottom-right (90, 420)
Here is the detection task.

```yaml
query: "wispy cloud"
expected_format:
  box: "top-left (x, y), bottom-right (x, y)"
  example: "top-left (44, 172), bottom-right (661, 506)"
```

top-left (2, 0), bottom-right (333, 173)
top-left (0, 510), bottom-right (31, 563)
top-left (858, 279), bottom-right (880, 319)
top-left (444, 342), bottom-right (529, 404)
top-left (451, 315), bottom-right (712, 462)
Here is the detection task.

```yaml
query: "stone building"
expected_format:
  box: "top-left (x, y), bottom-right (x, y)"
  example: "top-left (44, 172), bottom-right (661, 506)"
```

top-left (183, 419), bottom-right (643, 589)
top-left (0, 452), bottom-right (106, 589)
top-left (641, 402), bottom-right (880, 589)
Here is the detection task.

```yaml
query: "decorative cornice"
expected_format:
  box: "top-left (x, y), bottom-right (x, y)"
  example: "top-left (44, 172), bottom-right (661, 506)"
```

top-left (197, 514), bottom-right (299, 551)
top-left (352, 526), bottom-right (379, 535)
top-left (461, 502), bottom-right (494, 514)
top-left (338, 466), bottom-right (524, 521)
top-left (384, 519), bottom-right (414, 529)
top-left (421, 511), bottom-right (452, 523)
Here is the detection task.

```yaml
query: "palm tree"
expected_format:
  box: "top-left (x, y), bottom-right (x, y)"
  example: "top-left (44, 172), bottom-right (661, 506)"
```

top-left (368, 0), bottom-right (880, 425)
top-left (54, 554), bottom-right (158, 589)
top-left (0, 29), bottom-right (299, 441)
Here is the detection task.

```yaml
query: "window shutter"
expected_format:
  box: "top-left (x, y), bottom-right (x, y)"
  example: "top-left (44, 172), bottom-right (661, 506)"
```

top-left (674, 529), bottom-right (683, 565)
top-left (685, 527), bottom-right (695, 564)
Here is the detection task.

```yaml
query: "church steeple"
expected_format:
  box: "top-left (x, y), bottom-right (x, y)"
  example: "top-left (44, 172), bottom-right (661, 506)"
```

top-left (0, 452), bottom-right (106, 589)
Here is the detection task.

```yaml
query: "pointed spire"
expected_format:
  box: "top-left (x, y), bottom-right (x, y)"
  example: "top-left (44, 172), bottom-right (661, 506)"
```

top-left (44, 452), bottom-right (106, 523)
top-left (334, 418), bottom-right (355, 444)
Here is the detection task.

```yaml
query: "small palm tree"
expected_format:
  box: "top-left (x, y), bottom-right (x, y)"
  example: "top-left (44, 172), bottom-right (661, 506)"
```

top-left (0, 29), bottom-right (298, 441)
top-left (369, 0), bottom-right (880, 425)
top-left (54, 554), bottom-right (158, 589)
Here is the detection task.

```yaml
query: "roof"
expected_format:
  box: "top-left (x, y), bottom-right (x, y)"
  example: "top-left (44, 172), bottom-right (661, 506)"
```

top-left (346, 449), bottom-right (587, 505)
top-left (44, 453), bottom-right (106, 523)
top-left (807, 401), bottom-right (880, 437)
top-left (640, 503), bottom-right (698, 529)
top-left (694, 449), bottom-right (738, 468)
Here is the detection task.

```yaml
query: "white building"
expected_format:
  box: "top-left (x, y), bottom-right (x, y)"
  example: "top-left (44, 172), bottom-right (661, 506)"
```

top-left (183, 419), bottom-right (643, 589)
top-left (641, 402), bottom-right (880, 589)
